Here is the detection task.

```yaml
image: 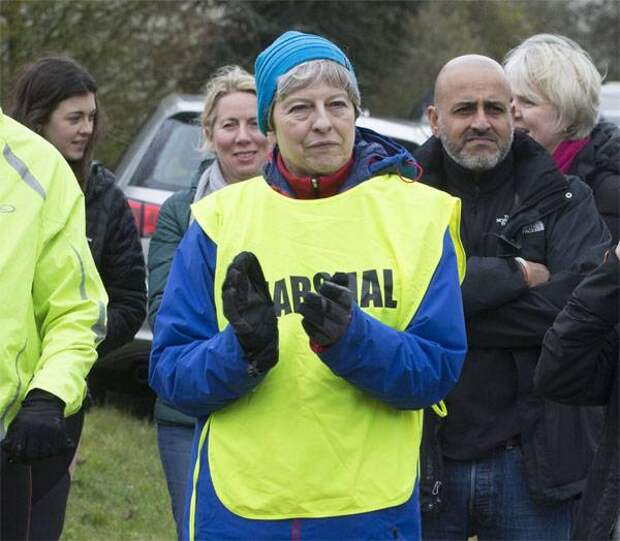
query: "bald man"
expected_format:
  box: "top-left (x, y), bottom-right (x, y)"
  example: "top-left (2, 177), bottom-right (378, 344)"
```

top-left (413, 55), bottom-right (611, 540)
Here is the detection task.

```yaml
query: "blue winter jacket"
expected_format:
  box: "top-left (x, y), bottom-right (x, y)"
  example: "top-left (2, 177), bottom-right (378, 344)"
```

top-left (149, 128), bottom-right (467, 541)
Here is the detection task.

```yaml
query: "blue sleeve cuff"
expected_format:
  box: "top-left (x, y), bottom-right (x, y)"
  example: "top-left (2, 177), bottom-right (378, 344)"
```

top-left (149, 223), bottom-right (265, 416)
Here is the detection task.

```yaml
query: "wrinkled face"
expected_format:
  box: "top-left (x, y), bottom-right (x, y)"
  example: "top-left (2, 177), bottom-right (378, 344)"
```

top-left (209, 92), bottom-right (270, 183)
top-left (428, 66), bottom-right (514, 171)
top-left (270, 81), bottom-right (356, 177)
top-left (42, 93), bottom-right (96, 161)
top-left (512, 95), bottom-right (566, 154)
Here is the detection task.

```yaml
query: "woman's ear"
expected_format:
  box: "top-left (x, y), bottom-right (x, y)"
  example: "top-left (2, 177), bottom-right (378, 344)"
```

top-left (203, 127), bottom-right (213, 148)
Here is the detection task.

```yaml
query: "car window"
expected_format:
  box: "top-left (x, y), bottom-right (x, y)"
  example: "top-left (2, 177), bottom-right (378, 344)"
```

top-left (130, 113), bottom-right (211, 191)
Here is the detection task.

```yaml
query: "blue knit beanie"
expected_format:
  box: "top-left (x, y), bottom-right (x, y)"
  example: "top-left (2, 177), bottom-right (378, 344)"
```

top-left (255, 31), bottom-right (358, 134)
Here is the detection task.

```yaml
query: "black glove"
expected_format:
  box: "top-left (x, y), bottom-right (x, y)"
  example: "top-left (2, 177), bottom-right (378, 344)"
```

top-left (299, 272), bottom-right (353, 347)
top-left (1, 389), bottom-right (74, 464)
top-left (222, 251), bottom-right (278, 375)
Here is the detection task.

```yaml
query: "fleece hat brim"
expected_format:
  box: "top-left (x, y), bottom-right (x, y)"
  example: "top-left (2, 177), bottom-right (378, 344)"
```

top-left (254, 31), bottom-right (358, 134)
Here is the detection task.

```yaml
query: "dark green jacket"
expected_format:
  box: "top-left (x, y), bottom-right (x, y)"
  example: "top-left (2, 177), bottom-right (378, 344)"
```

top-left (148, 187), bottom-right (196, 330)
top-left (149, 186), bottom-right (196, 426)
top-left (148, 158), bottom-right (212, 328)
top-left (149, 157), bottom-right (213, 426)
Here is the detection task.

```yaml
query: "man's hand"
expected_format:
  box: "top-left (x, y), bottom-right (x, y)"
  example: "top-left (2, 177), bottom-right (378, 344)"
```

top-left (222, 252), bottom-right (278, 375)
top-left (615, 243), bottom-right (620, 260)
top-left (299, 273), bottom-right (353, 347)
top-left (1, 389), bottom-right (74, 464)
top-left (516, 258), bottom-right (550, 288)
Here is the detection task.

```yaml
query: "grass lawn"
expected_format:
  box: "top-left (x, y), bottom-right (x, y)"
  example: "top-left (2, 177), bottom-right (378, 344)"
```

top-left (62, 402), bottom-right (478, 541)
top-left (62, 404), bottom-right (176, 541)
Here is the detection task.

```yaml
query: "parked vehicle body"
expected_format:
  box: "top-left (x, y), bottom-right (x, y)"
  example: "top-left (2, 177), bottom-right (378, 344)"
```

top-left (107, 93), bottom-right (432, 397)
top-left (600, 81), bottom-right (620, 126)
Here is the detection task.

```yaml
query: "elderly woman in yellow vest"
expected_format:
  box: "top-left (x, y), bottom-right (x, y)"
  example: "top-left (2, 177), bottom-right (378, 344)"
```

top-left (149, 31), bottom-right (467, 541)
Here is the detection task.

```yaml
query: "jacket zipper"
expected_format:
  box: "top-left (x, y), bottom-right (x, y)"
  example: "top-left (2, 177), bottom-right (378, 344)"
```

top-left (311, 178), bottom-right (319, 197)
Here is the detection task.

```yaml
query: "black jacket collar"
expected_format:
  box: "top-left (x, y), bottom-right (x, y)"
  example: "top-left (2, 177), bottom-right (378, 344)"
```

top-left (414, 131), bottom-right (573, 254)
top-left (415, 131), bottom-right (570, 215)
top-left (440, 146), bottom-right (513, 196)
top-left (569, 120), bottom-right (620, 186)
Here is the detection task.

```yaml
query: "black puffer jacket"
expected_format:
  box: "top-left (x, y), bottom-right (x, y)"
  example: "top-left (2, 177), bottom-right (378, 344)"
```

top-left (414, 132), bottom-right (611, 504)
top-left (569, 121), bottom-right (620, 244)
top-left (85, 162), bottom-right (146, 358)
top-left (535, 249), bottom-right (619, 540)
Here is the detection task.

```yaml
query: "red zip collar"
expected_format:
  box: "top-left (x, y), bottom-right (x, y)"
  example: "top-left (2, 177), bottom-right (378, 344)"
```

top-left (276, 153), bottom-right (353, 199)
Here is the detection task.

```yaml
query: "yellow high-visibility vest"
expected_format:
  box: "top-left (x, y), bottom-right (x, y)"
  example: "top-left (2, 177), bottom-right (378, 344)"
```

top-left (191, 174), bottom-right (464, 519)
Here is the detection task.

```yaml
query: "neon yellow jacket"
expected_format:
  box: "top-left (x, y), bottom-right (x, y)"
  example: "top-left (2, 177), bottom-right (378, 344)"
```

top-left (0, 109), bottom-right (107, 439)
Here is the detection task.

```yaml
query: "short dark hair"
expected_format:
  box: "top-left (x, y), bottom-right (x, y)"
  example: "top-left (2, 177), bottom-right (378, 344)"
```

top-left (10, 56), bottom-right (101, 188)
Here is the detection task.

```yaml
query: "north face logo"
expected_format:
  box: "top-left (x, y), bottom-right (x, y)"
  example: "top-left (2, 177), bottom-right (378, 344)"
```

top-left (496, 214), bottom-right (509, 227)
top-left (522, 221), bottom-right (545, 234)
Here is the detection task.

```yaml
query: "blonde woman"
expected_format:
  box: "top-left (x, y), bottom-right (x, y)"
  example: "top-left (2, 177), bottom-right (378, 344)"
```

top-left (147, 65), bottom-right (270, 540)
top-left (505, 34), bottom-right (619, 243)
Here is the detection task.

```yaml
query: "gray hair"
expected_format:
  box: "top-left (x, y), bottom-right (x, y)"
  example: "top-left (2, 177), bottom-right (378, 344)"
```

top-left (269, 60), bottom-right (361, 130)
top-left (504, 34), bottom-right (602, 139)
top-left (201, 65), bottom-right (256, 145)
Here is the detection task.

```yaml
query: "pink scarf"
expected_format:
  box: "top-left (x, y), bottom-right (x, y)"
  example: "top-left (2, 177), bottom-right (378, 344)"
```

top-left (552, 137), bottom-right (590, 173)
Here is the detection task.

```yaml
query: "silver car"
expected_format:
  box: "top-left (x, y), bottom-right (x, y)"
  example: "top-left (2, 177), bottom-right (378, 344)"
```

top-left (601, 81), bottom-right (620, 126)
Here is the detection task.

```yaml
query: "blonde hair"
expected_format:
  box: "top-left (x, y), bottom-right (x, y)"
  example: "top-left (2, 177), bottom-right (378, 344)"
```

top-left (201, 65), bottom-right (256, 146)
top-left (504, 34), bottom-right (602, 138)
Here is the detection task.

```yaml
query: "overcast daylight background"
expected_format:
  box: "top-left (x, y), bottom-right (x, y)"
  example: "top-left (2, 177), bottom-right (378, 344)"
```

top-left (1, 0), bottom-right (618, 166)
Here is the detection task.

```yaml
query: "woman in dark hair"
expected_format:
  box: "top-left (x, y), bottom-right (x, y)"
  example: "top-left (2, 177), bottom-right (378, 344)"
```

top-left (11, 56), bottom-right (99, 188)
top-left (10, 56), bottom-right (146, 540)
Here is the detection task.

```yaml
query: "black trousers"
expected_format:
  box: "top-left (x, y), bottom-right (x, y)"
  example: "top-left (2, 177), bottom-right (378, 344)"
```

top-left (1, 409), bottom-right (84, 541)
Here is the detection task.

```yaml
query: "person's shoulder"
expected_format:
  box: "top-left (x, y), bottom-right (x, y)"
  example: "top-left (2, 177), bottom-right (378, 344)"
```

top-left (88, 161), bottom-right (113, 187)
top-left (412, 136), bottom-right (442, 167)
top-left (408, 178), bottom-right (456, 203)
top-left (156, 188), bottom-right (195, 229)
top-left (412, 136), bottom-right (445, 188)
top-left (590, 121), bottom-right (620, 171)
top-left (1, 113), bottom-right (74, 187)
top-left (565, 174), bottom-right (595, 201)
top-left (86, 163), bottom-right (135, 219)
top-left (90, 161), bottom-right (116, 183)
top-left (162, 187), bottom-right (196, 209)
top-left (1, 116), bottom-right (84, 218)
top-left (512, 133), bottom-right (571, 194)
top-left (511, 130), bottom-right (551, 164)
top-left (88, 163), bottom-right (123, 199)
top-left (592, 120), bottom-right (620, 145)
top-left (194, 176), bottom-right (262, 209)
top-left (0, 112), bottom-right (54, 156)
